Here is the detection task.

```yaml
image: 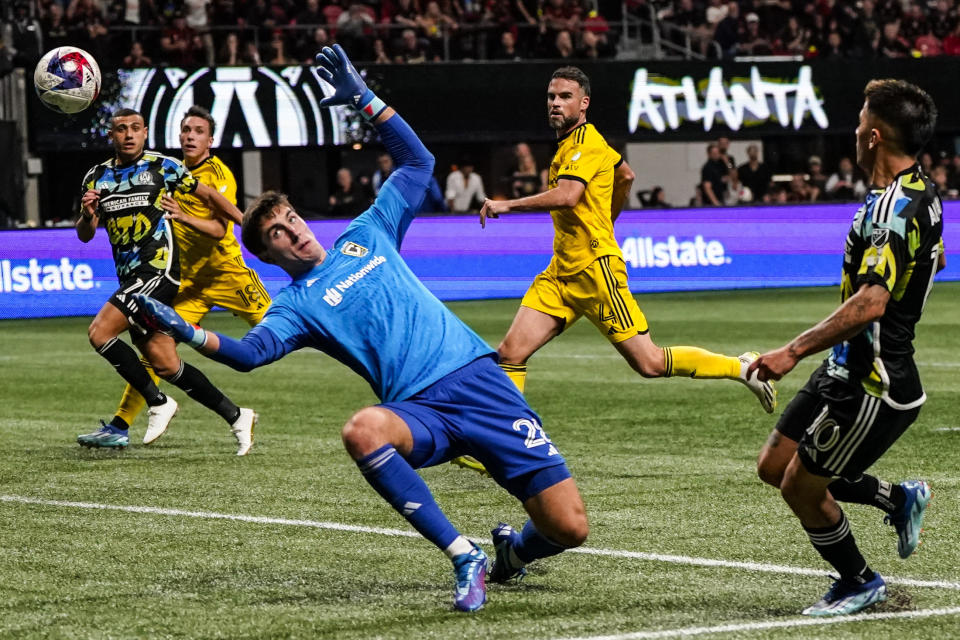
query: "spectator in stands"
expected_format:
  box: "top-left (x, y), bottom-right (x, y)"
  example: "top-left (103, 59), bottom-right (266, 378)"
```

top-left (391, 0), bottom-right (422, 30)
top-left (645, 186), bottom-right (671, 208)
top-left (914, 26), bottom-right (942, 56)
top-left (776, 15), bottom-right (810, 55)
top-left (218, 31), bottom-right (242, 64)
top-left (296, 0), bottom-right (324, 27)
top-left (713, 1), bottom-right (741, 58)
top-left (299, 26), bottom-right (334, 62)
top-left (541, 0), bottom-right (580, 35)
top-left (723, 168), bottom-right (754, 205)
top-left (704, 0), bottom-right (728, 30)
top-left (930, 0), bottom-right (956, 40)
top-left (943, 19), bottom-right (960, 54)
top-left (184, 0), bottom-right (214, 66)
top-left (161, 12), bottom-right (201, 66)
top-left (820, 30), bottom-right (845, 58)
top-left (787, 173), bottom-right (818, 202)
top-left (510, 142), bottom-right (541, 198)
top-left (739, 12), bottom-right (773, 55)
top-left (825, 156), bottom-right (867, 201)
top-left (901, 2), bottom-right (928, 42)
top-left (371, 151), bottom-right (394, 195)
top-left (0, 34), bottom-right (13, 78)
top-left (930, 165), bottom-right (953, 198)
top-left (396, 27), bottom-right (429, 62)
top-left (920, 151), bottom-right (934, 175)
top-left (371, 37), bottom-right (391, 63)
top-left (123, 40), bottom-right (153, 66)
top-left (807, 155), bottom-right (828, 193)
top-left (328, 167), bottom-right (373, 217)
top-left (418, 0), bottom-right (458, 58)
top-left (337, 4), bottom-right (375, 57)
top-left (700, 143), bottom-right (728, 207)
top-left (553, 28), bottom-right (575, 58)
top-left (243, 39), bottom-right (263, 64)
top-left (878, 20), bottom-right (911, 57)
top-left (268, 30), bottom-right (294, 64)
top-left (211, 0), bottom-right (240, 28)
top-left (876, 0), bottom-right (903, 24)
top-left (717, 136), bottom-right (735, 171)
top-left (854, 0), bottom-right (882, 55)
top-left (493, 29), bottom-right (523, 59)
top-left (40, 2), bottom-right (70, 51)
top-left (738, 144), bottom-right (772, 201)
top-left (575, 28), bottom-right (602, 58)
top-left (446, 159), bottom-right (486, 212)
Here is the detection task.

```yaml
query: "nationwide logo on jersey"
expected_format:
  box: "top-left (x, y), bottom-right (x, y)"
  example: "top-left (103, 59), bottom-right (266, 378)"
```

top-left (323, 287), bottom-right (343, 306)
top-left (340, 241), bottom-right (369, 258)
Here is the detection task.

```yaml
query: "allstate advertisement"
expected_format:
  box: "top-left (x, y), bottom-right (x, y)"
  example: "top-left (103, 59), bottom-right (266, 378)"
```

top-left (1, 203), bottom-right (956, 320)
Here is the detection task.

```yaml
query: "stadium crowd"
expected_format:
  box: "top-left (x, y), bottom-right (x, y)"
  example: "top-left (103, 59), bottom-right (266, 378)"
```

top-left (0, 0), bottom-right (621, 71)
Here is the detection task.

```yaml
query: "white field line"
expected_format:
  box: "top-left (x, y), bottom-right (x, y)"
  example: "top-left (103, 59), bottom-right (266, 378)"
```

top-left (551, 606), bottom-right (960, 640)
top-left (3, 494), bottom-right (959, 591)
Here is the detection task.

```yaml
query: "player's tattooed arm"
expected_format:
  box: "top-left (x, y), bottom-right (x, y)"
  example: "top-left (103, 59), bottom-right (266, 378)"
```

top-left (76, 189), bottom-right (100, 242)
top-left (749, 283), bottom-right (889, 381)
top-left (161, 195), bottom-right (227, 239)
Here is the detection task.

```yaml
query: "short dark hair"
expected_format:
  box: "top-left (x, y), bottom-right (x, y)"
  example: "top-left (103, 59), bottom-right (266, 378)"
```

top-left (111, 108), bottom-right (144, 126)
top-left (242, 191), bottom-right (291, 256)
top-left (551, 66), bottom-right (590, 97)
top-left (864, 79), bottom-right (937, 157)
top-left (181, 105), bottom-right (216, 136)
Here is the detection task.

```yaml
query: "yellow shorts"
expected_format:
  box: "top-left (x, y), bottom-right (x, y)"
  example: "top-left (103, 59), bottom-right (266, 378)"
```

top-left (175, 258), bottom-right (271, 326)
top-left (521, 255), bottom-right (648, 343)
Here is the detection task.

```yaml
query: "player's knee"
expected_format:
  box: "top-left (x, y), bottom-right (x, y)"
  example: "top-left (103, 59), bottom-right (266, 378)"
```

top-left (341, 408), bottom-right (390, 458)
top-left (497, 341), bottom-right (527, 365)
top-left (87, 320), bottom-right (111, 349)
top-left (551, 515), bottom-right (589, 548)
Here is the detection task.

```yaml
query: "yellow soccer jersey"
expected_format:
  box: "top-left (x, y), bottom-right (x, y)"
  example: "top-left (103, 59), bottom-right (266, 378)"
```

top-left (547, 122), bottom-right (623, 275)
top-left (172, 155), bottom-right (242, 284)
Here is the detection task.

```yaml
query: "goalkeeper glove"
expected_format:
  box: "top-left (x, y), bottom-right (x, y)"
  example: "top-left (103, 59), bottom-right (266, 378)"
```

top-left (133, 294), bottom-right (207, 349)
top-left (315, 44), bottom-right (386, 120)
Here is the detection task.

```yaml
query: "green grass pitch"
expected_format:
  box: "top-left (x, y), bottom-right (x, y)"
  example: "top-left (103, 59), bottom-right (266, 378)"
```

top-left (1, 284), bottom-right (958, 639)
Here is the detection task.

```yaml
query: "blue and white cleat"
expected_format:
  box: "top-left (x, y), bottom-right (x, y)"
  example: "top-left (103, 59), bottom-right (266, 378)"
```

top-left (885, 480), bottom-right (932, 559)
top-left (802, 574), bottom-right (887, 616)
top-left (77, 421), bottom-right (129, 449)
top-left (452, 544), bottom-right (488, 612)
top-left (488, 522), bottom-right (527, 583)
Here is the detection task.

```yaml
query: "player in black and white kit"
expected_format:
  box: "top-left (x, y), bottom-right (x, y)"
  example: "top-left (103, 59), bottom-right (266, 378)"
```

top-left (750, 79), bottom-right (944, 617)
top-left (75, 108), bottom-right (257, 452)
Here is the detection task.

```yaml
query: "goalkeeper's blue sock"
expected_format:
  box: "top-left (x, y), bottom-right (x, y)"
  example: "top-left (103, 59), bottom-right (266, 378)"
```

top-left (512, 519), bottom-right (568, 564)
top-left (357, 444), bottom-right (463, 553)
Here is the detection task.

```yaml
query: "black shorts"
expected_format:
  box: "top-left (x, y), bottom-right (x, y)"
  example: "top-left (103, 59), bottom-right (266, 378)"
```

top-left (108, 273), bottom-right (179, 339)
top-left (776, 364), bottom-right (921, 480)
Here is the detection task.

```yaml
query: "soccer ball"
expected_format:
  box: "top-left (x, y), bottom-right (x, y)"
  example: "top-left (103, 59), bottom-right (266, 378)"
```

top-left (34, 47), bottom-right (102, 114)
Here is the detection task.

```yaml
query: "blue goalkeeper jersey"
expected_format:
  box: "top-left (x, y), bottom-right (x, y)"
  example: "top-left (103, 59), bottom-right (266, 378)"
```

top-left (236, 178), bottom-right (494, 402)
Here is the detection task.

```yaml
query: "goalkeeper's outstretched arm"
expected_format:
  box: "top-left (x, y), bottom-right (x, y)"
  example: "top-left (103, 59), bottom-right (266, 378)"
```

top-left (133, 294), bottom-right (287, 372)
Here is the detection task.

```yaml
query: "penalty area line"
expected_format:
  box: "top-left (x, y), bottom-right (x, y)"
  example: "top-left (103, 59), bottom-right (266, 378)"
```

top-left (550, 606), bottom-right (960, 640)
top-left (3, 494), bottom-right (959, 591)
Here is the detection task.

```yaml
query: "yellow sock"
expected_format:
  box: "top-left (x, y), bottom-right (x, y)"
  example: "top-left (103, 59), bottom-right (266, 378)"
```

top-left (114, 359), bottom-right (160, 425)
top-left (499, 363), bottom-right (527, 393)
top-left (663, 346), bottom-right (740, 379)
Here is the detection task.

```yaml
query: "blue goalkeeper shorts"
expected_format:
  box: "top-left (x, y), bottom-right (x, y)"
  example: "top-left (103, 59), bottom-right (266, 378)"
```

top-left (379, 355), bottom-right (571, 501)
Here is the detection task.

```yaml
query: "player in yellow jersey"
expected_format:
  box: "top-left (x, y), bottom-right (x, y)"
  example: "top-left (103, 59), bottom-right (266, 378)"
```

top-left (103, 105), bottom-right (271, 455)
top-left (478, 66), bottom-right (776, 412)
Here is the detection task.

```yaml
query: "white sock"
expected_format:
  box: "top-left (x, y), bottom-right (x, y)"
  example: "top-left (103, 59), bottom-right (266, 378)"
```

top-left (443, 535), bottom-right (475, 559)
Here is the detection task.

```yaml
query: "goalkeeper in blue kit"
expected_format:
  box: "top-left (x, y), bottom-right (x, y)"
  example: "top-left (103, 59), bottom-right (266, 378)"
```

top-left (134, 45), bottom-right (588, 613)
